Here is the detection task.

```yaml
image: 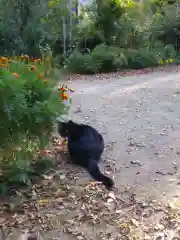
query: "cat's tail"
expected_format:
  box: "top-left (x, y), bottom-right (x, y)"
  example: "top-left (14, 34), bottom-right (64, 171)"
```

top-left (86, 159), bottom-right (114, 189)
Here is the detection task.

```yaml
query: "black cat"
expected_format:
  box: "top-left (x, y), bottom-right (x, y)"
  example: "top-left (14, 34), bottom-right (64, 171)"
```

top-left (58, 120), bottom-right (114, 189)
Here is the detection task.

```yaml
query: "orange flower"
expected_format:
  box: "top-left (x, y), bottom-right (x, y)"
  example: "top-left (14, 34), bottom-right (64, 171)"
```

top-left (58, 85), bottom-right (75, 93)
top-left (61, 91), bottom-right (68, 100)
top-left (34, 58), bottom-right (41, 63)
top-left (12, 72), bottom-right (20, 78)
top-left (58, 86), bottom-right (66, 91)
top-left (29, 65), bottom-right (36, 71)
top-left (38, 73), bottom-right (44, 79)
top-left (0, 57), bottom-right (8, 64)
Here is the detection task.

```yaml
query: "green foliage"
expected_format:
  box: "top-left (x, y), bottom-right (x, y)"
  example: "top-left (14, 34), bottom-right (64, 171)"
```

top-left (0, 60), bottom-right (65, 194)
top-left (66, 43), bottom-right (178, 73)
top-left (0, 0), bottom-right (54, 56)
top-left (126, 48), bottom-right (159, 69)
top-left (0, 0), bottom-right (179, 61)
top-left (66, 51), bottom-right (95, 74)
top-left (65, 0), bottom-right (180, 73)
top-left (94, 0), bottom-right (125, 43)
top-left (91, 45), bottom-right (117, 72)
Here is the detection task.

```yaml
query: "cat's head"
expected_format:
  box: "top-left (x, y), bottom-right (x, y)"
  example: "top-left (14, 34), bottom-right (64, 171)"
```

top-left (58, 120), bottom-right (75, 137)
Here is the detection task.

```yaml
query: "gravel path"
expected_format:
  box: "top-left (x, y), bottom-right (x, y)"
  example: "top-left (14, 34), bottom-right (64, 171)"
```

top-left (66, 70), bottom-right (180, 202)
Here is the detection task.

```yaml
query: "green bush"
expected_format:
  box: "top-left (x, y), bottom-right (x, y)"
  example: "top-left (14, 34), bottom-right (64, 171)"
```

top-left (66, 51), bottom-right (96, 74)
top-left (66, 44), bottom-right (174, 73)
top-left (66, 44), bottom-right (125, 74)
top-left (91, 44), bottom-right (118, 72)
top-left (126, 48), bottom-right (159, 69)
top-left (0, 59), bottom-right (65, 194)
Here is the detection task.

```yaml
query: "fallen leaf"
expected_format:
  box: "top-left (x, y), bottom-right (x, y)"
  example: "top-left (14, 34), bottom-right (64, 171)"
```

top-left (131, 218), bottom-right (139, 227)
top-left (54, 189), bottom-right (67, 198)
top-left (43, 174), bottom-right (53, 180)
top-left (37, 199), bottom-right (51, 205)
top-left (118, 222), bottom-right (131, 235)
top-left (108, 191), bottom-right (116, 200)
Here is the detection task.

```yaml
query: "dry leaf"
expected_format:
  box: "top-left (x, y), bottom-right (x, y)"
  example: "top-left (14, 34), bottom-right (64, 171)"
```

top-left (37, 199), bottom-right (51, 205)
top-left (108, 191), bottom-right (116, 200)
top-left (131, 218), bottom-right (139, 227)
top-left (54, 189), bottom-right (67, 198)
top-left (119, 222), bottom-right (130, 235)
top-left (42, 174), bottom-right (53, 180)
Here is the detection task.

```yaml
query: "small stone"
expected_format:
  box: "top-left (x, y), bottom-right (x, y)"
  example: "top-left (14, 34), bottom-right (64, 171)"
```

top-left (130, 160), bottom-right (141, 166)
top-left (59, 174), bottom-right (66, 180)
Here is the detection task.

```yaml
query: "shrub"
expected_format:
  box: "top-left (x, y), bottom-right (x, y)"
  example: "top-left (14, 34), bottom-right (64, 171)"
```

top-left (0, 58), bottom-right (65, 194)
top-left (66, 44), bottom-right (126, 74)
top-left (126, 48), bottom-right (160, 69)
top-left (91, 44), bottom-right (118, 72)
top-left (66, 45), bottom-right (170, 73)
top-left (66, 51), bottom-right (96, 74)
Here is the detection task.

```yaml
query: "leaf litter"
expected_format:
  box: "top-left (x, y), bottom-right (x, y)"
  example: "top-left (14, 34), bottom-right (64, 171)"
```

top-left (1, 137), bottom-right (180, 239)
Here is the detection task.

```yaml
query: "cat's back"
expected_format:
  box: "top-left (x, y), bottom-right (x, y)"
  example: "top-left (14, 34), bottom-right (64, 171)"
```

top-left (69, 124), bottom-right (104, 147)
top-left (68, 123), bottom-right (104, 162)
top-left (79, 124), bottom-right (103, 143)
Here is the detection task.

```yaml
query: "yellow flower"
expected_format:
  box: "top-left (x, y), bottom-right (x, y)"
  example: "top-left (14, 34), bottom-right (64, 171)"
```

top-left (159, 59), bottom-right (163, 64)
top-left (38, 73), bottom-right (44, 79)
top-left (12, 72), bottom-right (20, 78)
top-left (165, 59), bottom-right (169, 64)
top-left (169, 58), bottom-right (173, 63)
top-left (0, 57), bottom-right (8, 64)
